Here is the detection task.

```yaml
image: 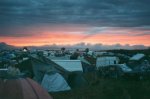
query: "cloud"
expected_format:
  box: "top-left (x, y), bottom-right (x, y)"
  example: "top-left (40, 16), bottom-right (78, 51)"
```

top-left (43, 42), bottom-right (148, 50)
top-left (0, 0), bottom-right (150, 27)
top-left (0, 24), bottom-right (90, 37)
top-left (81, 26), bottom-right (150, 39)
top-left (0, 0), bottom-right (150, 39)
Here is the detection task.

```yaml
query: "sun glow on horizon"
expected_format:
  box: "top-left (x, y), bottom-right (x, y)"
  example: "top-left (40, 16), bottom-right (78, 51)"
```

top-left (0, 30), bottom-right (150, 47)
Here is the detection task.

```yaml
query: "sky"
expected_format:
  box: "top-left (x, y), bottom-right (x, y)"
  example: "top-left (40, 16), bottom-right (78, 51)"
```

top-left (0, 0), bottom-right (150, 47)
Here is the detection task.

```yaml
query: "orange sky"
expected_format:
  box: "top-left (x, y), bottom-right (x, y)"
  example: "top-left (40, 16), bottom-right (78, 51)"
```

top-left (0, 30), bottom-right (150, 46)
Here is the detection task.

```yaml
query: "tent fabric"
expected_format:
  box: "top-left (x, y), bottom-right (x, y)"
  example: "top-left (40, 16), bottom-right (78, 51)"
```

top-left (41, 73), bottom-right (71, 92)
top-left (81, 62), bottom-right (95, 72)
top-left (30, 55), bottom-right (70, 83)
top-left (96, 57), bottom-right (119, 67)
top-left (67, 71), bottom-right (88, 88)
top-left (117, 64), bottom-right (132, 72)
top-left (17, 59), bottom-right (34, 78)
top-left (0, 78), bottom-right (53, 99)
top-left (52, 60), bottom-right (83, 72)
top-left (18, 55), bottom-right (87, 91)
top-left (31, 55), bottom-right (69, 73)
top-left (31, 58), bottom-right (55, 83)
top-left (18, 55), bottom-right (70, 83)
top-left (130, 53), bottom-right (145, 61)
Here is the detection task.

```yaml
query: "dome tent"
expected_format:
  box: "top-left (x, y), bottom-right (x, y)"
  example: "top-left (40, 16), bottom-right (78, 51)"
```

top-left (0, 78), bottom-right (53, 99)
top-left (18, 55), bottom-right (88, 91)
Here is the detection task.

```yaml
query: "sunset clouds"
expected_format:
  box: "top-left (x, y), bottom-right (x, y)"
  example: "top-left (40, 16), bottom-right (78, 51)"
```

top-left (0, 0), bottom-right (150, 47)
top-left (0, 26), bottom-right (149, 46)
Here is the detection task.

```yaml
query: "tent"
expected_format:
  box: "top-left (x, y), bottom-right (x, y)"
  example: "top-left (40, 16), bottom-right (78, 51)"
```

top-left (41, 73), bottom-right (71, 92)
top-left (18, 55), bottom-right (71, 92)
top-left (17, 59), bottom-right (34, 78)
top-left (18, 54), bottom-right (69, 83)
top-left (31, 56), bottom-right (87, 90)
top-left (30, 55), bottom-right (69, 83)
top-left (67, 71), bottom-right (88, 88)
top-left (81, 62), bottom-right (95, 72)
top-left (51, 60), bottom-right (88, 88)
top-left (52, 60), bottom-right (83, 72)
top-left (96, 56), bottom-right (119, 68)
top-left (117, 64), bottom-right (132, 73)
top-left (130, 53), bottom-right (145, 61)
top-left (0, 78), bottom-right (53, 99)
top-left (78, 56), bottom-right (95, 72)
top-left (18, 54), bottom-right (88, 91)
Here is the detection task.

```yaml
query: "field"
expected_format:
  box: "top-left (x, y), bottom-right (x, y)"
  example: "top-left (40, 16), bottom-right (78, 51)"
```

top-left (51, 78), bottom-right (150, 99)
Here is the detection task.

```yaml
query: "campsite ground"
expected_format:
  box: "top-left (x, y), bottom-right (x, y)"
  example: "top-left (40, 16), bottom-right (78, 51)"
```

top-left (51, 78), bottom-right (150, 99)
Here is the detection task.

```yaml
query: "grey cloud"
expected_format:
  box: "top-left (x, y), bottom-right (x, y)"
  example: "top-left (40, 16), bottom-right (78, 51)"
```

top-left (0, 26), bottom-right (41, 37)
top-left (0, 24), bottom-right (89, 37)
top-left (0, 0), bottom-right (149, 25)
top-left (0, 0), bottom-right (150, 36)
top-left (84, 27), bottom-right (108, 35)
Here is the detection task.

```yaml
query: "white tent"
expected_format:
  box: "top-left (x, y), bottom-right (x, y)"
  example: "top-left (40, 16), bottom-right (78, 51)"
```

top-left (117, 64), bottom-right (132, 72)
top-left (41, 73), bottom-right (71, 92)
top-left (130, 53), bottom-right (145, 61)
top-left (96, 56), bottom-right (119, 68)
top-left (52, 60), bottom-right (83, 72)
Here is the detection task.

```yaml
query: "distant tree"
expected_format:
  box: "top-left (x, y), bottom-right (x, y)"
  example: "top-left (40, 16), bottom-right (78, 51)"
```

top-left (76, 49), bottom-right (79, 52)
top-left (70, 49), bottom-right (80, 60)
top-left (70, 53), bottom-right (79, 60)
top-left (85, 48), bottom-right (89, 54)
top-left (61, 47), bottom-right (65, 52)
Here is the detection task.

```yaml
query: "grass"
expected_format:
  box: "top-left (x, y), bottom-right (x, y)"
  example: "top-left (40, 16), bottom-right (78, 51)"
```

top-left (50, 78), bottom-right (150, 99)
